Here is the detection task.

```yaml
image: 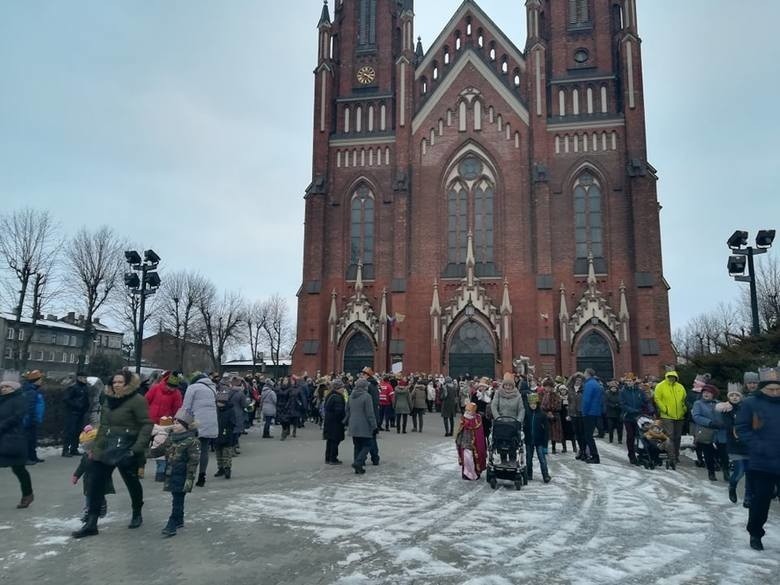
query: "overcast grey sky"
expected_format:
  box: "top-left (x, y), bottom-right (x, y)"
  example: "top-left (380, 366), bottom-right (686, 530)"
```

top-left (1, 1), bottom-right (778, 335)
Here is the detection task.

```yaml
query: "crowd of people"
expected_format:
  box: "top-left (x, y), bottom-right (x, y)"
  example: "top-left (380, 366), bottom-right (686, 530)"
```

top-left (0, 363), bottom-right (778, 552)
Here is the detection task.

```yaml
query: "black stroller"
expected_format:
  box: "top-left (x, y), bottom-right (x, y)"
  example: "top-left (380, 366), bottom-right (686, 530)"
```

top-left (486, 416), bottom-right (527, 490)
top-left (635, 416), bottom-right (676, 470)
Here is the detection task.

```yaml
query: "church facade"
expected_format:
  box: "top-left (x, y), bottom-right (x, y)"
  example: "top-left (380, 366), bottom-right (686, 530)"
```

top-left (293, 0), bottom-right (675, 380)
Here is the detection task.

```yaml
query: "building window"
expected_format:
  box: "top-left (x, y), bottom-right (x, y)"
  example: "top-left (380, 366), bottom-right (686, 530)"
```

top-left (574, 172), bottom-right (606, 274)
top-left (445, 156), bottom-right (496, 277)
top-left (358, 0), bottom-right (377, 47)
top-left (568, 0), bottom-right (590, 26)
top-left (6, 328), bottom-right (13, 340)
top-left (348, 185), bottom-right (375, 280)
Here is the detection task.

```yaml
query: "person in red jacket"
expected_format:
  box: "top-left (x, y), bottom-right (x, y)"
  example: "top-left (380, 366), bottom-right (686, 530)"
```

top-left (378, 376), bottom-right (395, 431)
top-left (145, 372), bottom-right (184, 424)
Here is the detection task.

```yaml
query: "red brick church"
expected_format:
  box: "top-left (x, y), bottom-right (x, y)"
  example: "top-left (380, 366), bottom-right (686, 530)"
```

top-left (293, 0), bottom-right (675, 380)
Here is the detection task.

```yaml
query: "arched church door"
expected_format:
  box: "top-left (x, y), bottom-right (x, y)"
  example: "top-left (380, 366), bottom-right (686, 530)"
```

top-left (343, 331), bottom-right (374, 375)
top-left (576, 331), bottom-right (614, 381)
top-left (448, 322), bottom-right (495, 379)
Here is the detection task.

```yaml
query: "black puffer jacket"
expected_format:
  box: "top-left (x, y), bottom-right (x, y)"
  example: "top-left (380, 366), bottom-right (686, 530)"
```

top-left (0, 388), bottom-right (28, 467)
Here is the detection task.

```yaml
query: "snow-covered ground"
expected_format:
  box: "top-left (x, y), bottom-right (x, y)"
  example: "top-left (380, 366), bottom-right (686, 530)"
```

top-left (0, 429), bottom-right (777, 585)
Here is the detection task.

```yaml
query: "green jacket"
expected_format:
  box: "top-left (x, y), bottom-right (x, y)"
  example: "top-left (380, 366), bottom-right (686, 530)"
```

top-left (150, 429), bottom-right (200, 493)
top-left (654, 371), bottom-right (687, 421)
top-left (93, 376), bottom-right (153, 463)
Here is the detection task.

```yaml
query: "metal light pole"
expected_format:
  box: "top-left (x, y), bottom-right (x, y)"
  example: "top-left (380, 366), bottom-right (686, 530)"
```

top-left (124, 249), bottom-right (162, 373)
top-left (727, 230), bottom-right (775, 336)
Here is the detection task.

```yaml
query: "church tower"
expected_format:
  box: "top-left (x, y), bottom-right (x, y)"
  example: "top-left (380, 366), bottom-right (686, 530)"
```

top-left (294, 0), bottom-right (674, 380)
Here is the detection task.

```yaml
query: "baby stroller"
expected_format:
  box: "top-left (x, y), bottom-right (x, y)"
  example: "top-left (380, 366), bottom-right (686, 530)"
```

top-left (486, 416), bottom-right (527, 490)
top-left (635, 416), bottom-right (676, 470)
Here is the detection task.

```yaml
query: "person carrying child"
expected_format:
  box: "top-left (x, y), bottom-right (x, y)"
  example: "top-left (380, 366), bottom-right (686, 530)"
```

top-left (149, 408), bottom-right (201, 537)
top-left (71, 425), bottom-right (114, 520)
top-left (214, 391), bottom-right (236, 479)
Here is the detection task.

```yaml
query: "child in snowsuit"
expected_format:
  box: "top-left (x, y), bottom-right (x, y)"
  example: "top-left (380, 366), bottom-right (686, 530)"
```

top-left (214, 391), bottom-right (236, 479)
top-left (524, 394), bottom-right (551, 483)
top-left (150, 416), bottom-right (174, 482)
top-left (71, 425), bottom-right (113, 521)
top-left (639, 417), bottom-right (672, 465)
top-left (149, 408), bottom-right (200, 537)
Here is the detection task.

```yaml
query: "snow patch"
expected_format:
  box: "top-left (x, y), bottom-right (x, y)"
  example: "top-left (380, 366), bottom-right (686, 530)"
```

top-left (35, 536), bottom-right (70, 547)
top-left (33, 551), bottom-right (59, 560)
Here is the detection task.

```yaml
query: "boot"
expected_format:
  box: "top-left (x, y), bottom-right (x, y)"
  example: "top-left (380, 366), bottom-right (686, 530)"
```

top-left (72, 514), bottom-right (99, 539)
top-left (292, 429), bottom-right (297, 438)
top-left (708, 471), bottom-right (717, 481)
top-left (16, 494), bottom-right (34, 509)
top-left (728, 486), bottom-right (738, 503)
top-left (128, 507), bottom-right (143, 529)
top-left (397, 425), bottom-right (401, 434)
top-left (224, 468), bottom-right (231, 479)
top-left (154, 471), bottom-right (165, 482)
top-left (195, 473), bottom-right (206, 487)
top-left (562, 444), bottom-right (568, 454)
top-left (750, 537), bottom-right (764, 551)
top-left (214, 468), bottom-right (225, 477)
top-left (552, 444), bottom-right (557, 454)
top-left (99, 500), bottom-right (107, 518)
top-left (543, 474), bottom-right (551, 484)
top-left (161, 518), bottom-right (177, 538)
top-left (262, 432), bottom-right (271, 438)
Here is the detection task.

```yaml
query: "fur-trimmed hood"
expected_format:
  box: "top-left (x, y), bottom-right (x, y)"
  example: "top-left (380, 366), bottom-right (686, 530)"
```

top-left (104, 372), bottom-right (141, 398)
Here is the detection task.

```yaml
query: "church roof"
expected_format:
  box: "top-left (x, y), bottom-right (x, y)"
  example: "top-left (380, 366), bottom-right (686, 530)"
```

top-left (415, 0), bottom-right (526, 77)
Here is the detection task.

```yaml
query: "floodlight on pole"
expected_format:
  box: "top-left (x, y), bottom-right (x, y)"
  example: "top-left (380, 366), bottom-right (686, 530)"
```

top-left (123, 248), bottom-right (162, 373)
top-left (727, 230), bottom-right (748, 250)
top-left (756, 230), bottom-right (776, 249)
top-left (726, 229), bottom-right (775, 336)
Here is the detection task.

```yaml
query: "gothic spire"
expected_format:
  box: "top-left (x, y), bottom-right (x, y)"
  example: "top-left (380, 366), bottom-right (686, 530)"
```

top-left (328, 289), bottom-right (338, 324)
top-left (465, 231), bottom-right (475, 287)
top-left (587, 251), bottom-right (597, 289)
top-left (355, 259), bottom-right (364, 293)
top-left (318, 0), bottom-right (331, 28)
top-left (501, 279), bottom-right (513, 315)
top-left (430, 279), bottom-right (441, 316)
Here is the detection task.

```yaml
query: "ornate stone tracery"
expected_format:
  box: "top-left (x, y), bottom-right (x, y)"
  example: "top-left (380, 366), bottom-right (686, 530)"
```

top-left (335, 261), bottom-right (379, 346)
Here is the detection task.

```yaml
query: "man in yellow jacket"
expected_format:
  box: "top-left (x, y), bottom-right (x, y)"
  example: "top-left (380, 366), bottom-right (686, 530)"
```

top-left (654, 371), bottom-right (687, 464)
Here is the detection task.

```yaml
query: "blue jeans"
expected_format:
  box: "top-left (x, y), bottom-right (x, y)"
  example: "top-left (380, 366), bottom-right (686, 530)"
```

top-left (526, 445), bottom-right (549, 479)
top-left (263, 416), bottom-right (273, 436)
top-left (730, 459), bottom-right (753, 501)
top-left (170, 491), bottom-right (186, 525)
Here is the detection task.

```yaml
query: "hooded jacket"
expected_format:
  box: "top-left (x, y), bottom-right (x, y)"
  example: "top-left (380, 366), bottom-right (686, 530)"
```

top-left (182, 376), bottom-right (218, 439)
top-left (344, 382), bottom-right (377, 438)
top-left (581, 377), bottom-right (604, 417)
top-left (93, 374), bottom-right (153, 462)
top-left (653, 371), bottom-right (688, 421)
top-left (145, 376), bottom-right (183, 423)
top-left (0, 386), bottom-right (27, 467)
top-left (491, 385), bottom-right (525, 422)
top-left (734, 390), bottom-right (780, 474)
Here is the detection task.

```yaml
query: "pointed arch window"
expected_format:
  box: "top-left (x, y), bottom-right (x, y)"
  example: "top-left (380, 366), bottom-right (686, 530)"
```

top-left (574, 172), bottom-right (606, 274)
top-left (358, 0), bottom-right (377, 48)
top-left (445, 155), bottom-right (497, 278)
top-left (568, 0), bottom-right (591, 28)
top-left (348, 185), bottom-right (375, 279)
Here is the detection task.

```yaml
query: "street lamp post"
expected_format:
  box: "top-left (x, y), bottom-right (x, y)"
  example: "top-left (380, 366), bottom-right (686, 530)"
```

top-left (124, 249), bottom-right (162, 374)
top-left (727, 229), bottom-right (775, 336)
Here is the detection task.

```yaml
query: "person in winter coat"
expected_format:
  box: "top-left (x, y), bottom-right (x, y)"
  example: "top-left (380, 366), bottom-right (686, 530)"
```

top-left (181, 372), bottom-right (218, 487)
top-left (410, 382), bottom-right (428, 432)
top-left (72, 425), bottom-right (114, 520)
top-left (540, 377), bottom-right (563, 453)
top-left (149, 408), bottom-right (200, 537)
top-left (742, 371), bottom-right (759, 395)
top-left (734, 366), bottom-right (780, 552)
top-left (145, 372), bottom-right (184, 425)
top-left (260, 384), bottom-right (277, 438)
top-left (455, 402), bottom-right (487, 480)
top-left (524, 394), bottom-right (551, 483)
top-left (426, 379), bottom-right (436, 413)
top-left (393, 380), bottom-right (413, 433)
top-left (605, 381), bottom-right (623, 444)
top-left (0, 380), bottom-right (33, 509)
top-left (344, 379), bottom-right (377, 474)
top-left (228, 377), bottom-right (249, 452)
top-left (323, 379), bottom-right (347, 464)
top-left (21, 370), bottom-right (45, 464)
top-left (654, 371), bottom-right (687, 464)
top-left (276, 380), bottom-right (295, 440)
top-left (72, 370), bottom-right (153, 539)
top-left (719, 385), bottom-right (752, 506)
top-left (440, 377), bottom-right (458, 437)
top-left (619, 374), bottom-right (648, 465)
top-left (471, 378), bottom-right (494, 438)
top-left (556, 380), bottom-right (576, 453)
top-left (213, 391), bottom-right (236, 479)
top-left (378, 377), bottom-right (395, 431)
top-left (567, 373), bottom-right (585, 458)
top-left (150, 416), bottom-right (174, 482)
top-left (491, 374), bottom-right (525, 422)
top-left (692, 384), bottom-right (729, 482)
top-left (581, 369), bottom-right (603, 464)
top-left (62, 372), bottom-right (91, 457)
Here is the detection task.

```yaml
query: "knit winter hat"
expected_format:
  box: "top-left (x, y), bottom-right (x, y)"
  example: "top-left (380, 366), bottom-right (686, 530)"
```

top-left (158, 416), bottom-right (174, 427)
top-left (167, 372), bottom-right (182, 387)
top-left (354, 379), bottom-right (370, 392)
top-left (701, 384), bottom-right (719, 397)
top-left (502, 372), bottom-right (515, 384)
top-left (330, 379), bottom-right (345, 391)
top-left (174, 408), bottom-right (195, 428)
top-left (743, 371), bottom-right (759, 384)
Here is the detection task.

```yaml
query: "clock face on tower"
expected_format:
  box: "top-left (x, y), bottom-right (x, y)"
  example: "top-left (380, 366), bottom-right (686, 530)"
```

top-left (356, 65), bottom-right (376, 85)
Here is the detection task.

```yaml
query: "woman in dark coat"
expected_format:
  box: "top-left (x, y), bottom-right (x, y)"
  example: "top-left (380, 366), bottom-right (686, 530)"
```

top-left (276, 380), bottom-right (293, 441)
top-left (323, 380), bottom-right (347, 464)
top-left (0, 380), bottom-right (33, 508)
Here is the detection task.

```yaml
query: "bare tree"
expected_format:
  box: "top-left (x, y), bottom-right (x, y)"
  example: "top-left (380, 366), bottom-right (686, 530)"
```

top-left (198, 284), bottom-right (245, 373)
top-left (752, 254), bottom-right (780, 331)
top-left (245, 299), bottom-right (269, 375)
top-left (158, 270), bottom-right (210, 371)
top-left (65, 226), bottom-right (125, 369)
top-left (0, 208), bottom-right (62, 372)
top-left (261, 294), bottom-right (294, 372)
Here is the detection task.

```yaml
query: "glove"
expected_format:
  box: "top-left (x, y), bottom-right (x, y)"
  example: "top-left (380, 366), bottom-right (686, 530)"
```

top-left (183, 479), bottom-right (193, 492)
top-left (71, 475), bottom-right (79, 485)
top-left (372, 428), bottom-right (379, 437)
